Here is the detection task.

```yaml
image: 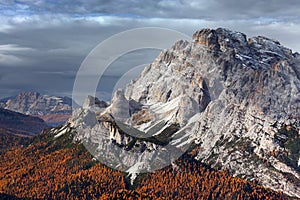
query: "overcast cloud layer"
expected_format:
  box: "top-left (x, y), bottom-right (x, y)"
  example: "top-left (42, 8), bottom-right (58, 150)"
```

top-left (1, 0), bottom-right (300, 20)
top-left (0, 0), bottom-right (299, 102)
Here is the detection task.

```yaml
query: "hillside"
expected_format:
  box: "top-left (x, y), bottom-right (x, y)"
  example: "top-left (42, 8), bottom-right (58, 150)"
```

top-left (0, 128), bottom-right (289, 199)
top-left (0, 108), bottom-right (48, 150)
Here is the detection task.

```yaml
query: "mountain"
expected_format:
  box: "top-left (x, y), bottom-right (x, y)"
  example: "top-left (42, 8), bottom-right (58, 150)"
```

top-left (57, 28), bottom-right (300, 198)
top-left (0, 108), bottom-right (49, 150)
top-left (0, 92), bottom-right (76, 126)
top-left (124, 28), bottom-right (300, 196)
top-left (1, 28), bottom-right (299, 199)
top-left (0, 127), bottom-right (288, 199)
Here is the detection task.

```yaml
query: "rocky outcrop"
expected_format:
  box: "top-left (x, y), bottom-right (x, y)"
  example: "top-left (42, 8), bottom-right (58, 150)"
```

top-left (83, 95), bottom-right (108, 110)
top-left (111, 89), bottom-right (130, 120)
top-left (192, 29), bottom-right (221, 51)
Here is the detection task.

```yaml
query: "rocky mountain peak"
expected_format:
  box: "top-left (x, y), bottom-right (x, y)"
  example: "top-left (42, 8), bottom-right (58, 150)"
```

top-left (63, 28), bottom-right (300, 197)
top-left (192, 28), bottom-right (296, 70)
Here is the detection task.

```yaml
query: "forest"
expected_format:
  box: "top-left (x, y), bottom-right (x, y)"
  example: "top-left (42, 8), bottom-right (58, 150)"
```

top-left (0, 129), bottom-right (289, 200)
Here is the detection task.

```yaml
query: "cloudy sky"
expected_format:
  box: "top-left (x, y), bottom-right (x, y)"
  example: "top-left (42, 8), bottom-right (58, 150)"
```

top-left (0, 0), bottom-right (300, 102)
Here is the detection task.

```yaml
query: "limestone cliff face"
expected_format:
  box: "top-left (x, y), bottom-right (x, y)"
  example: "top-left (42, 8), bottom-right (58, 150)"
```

top-left (55, 28), bottom-right (300, 197)
top-left (83, 95), bottom-right (108, 110)
top-left (125, 28), bottom-right (300, 197)
top-left (111, 89), bottom-right (130, 120)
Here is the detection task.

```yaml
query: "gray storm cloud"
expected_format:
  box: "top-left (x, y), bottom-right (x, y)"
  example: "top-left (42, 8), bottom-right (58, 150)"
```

top-left (1, 0), bottom-right (300, 20)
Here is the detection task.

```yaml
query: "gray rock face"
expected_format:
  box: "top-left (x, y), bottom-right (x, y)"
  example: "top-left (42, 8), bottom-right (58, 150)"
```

top-left (83, 95), bottom-right (108, 110)
top-left (0, 92), bottom-right (75, 116)
top-left (111, 89), bottom-right (130, 120)
top-left (175, 95), bottom-right (199, 125)
top-left (125, 28), bottom-right (300, 197)
top-left (59, 28), bottom-right (300, 197)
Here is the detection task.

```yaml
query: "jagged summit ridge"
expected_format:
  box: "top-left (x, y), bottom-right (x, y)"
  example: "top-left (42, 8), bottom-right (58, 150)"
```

top-left (126, 28), bottom-right (299, 118)
top-left (192, 28), bottom-right (295, 71)
top-left (58, 28), bottom-right (300, 197)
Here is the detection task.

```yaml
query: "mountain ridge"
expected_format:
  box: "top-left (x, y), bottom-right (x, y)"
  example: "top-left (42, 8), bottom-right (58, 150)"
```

top-left (0, 91), bottom-right (77, 126)
top-left (0, 108), bottom-right (49, 150)
top-left (62, 28), bottom-right (300, 197)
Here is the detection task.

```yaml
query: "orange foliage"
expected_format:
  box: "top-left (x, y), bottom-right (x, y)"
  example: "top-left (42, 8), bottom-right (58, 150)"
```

top-left (0, 133), bottom-right (289, 200)
top-left (135, 155), bottom-right (288, 200)
top-left (0, 137), bottom-right (125, 199)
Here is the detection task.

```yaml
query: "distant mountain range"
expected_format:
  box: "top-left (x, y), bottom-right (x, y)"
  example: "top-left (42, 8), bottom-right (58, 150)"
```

top-left (0, 91), bottom-right (75, 150)
top-left (0, 92), bottom-right (77, 126)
